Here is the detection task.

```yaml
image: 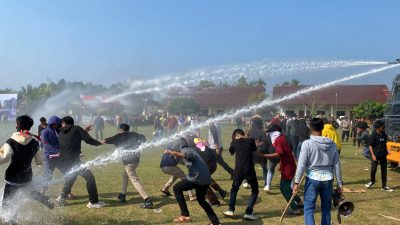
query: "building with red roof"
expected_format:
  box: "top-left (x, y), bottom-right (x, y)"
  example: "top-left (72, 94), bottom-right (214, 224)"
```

top-left (272, 85), bottom-right (390, 118)
top-left (171, 86), bottom-right (265, 115)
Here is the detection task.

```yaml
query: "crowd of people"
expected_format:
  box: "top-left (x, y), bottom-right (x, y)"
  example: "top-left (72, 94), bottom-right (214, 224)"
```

top-left (0, 111), bottom-right (393, 225)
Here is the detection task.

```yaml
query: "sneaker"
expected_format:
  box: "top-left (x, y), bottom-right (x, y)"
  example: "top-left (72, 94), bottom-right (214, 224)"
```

top-left (160, 189), bottom-right (172, 196)
top-left (117, 193), bottom-right (126, 203)
top-left (242, 183), bottom-right (250, 189)
top-left (189, 196), bottom-right (197, 201)
top-left (55, 196), bottom-right (66, 206)
top-left (87, 201), bottom-right (107, 208)
top-left (263, 185), bottom-right (271, 192)
top-left (365, 181), bottom-right (374, 188)
top-left (381, 186), bottom-right (394, 192)
top-left (140, 198), bottom-right (153, 209)
top-left (244, 214), bottom-right (258, 220)
top-left (220, 190), bottom-right (227, 200)
top-left (223, 210), bottom-right (234, 217)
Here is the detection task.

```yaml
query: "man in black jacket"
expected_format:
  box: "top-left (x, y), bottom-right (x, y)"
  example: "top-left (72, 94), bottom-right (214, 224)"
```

top-left (103, 123), bottom-right (153, 208)
top-left (56, 116), bottom-right (106, 208)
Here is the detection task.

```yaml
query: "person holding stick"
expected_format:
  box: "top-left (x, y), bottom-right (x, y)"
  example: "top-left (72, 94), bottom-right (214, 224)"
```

top-left (293, 118), bottom-right (343, 225)
top-left (257, 124), bottom-right (303, 215)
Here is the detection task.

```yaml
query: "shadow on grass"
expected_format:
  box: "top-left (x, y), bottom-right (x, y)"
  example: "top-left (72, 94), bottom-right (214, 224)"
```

top-left (152, 195), bottom-right (178, 208)
top-left (66, 219), bottom-right (150, 225)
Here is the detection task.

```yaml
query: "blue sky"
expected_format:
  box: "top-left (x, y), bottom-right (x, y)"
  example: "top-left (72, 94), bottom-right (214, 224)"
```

top-left (0, 0), bottom-right (399, 90)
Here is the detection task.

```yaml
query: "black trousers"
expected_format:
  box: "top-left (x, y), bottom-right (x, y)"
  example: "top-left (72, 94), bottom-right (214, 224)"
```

top-left (58, 161), bottom-right (99, 204)
top-left (173, 180), bottom-right (220, 225)
top-left (213, 148), bottom-right (234, 176)
top-left (341, 131), bottom-right (349, 142)
top-left (2, 183), bottom-right (52, 222)
top-left (229, 170), bottom-right (259, 214)
top-left (371, 155), bottom-right (388, 187)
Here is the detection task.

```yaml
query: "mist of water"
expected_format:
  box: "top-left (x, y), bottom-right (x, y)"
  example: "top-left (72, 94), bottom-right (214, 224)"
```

top-left (105, 59), bottom-right (388, 103)
top-left (1, 62), bottom-right (396, 224)
top-left (62, 63), bottom-right (400, 179)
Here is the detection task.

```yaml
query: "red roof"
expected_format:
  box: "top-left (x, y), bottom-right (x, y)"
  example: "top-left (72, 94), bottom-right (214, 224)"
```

top-left (272, 85), bottom-right (389, 105)
top-left (171, 86), bottom-right (265, 107)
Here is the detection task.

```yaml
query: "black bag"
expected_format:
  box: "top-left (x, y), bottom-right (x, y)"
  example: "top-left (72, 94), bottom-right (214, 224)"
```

top-left (265, 132), bottom-right (280, 164)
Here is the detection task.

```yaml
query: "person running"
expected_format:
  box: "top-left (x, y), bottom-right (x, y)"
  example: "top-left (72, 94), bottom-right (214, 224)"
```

top-left (160, 145), bottom-right (196, 201)
top-left (365, 120), bottom-right (393, 192)
top-left (208, 119), bottom-right (234, 178)
top-left (245, 116), bottom-right (272, 192)
top-left (258, 124), bottom-right (303, 215)
top-left (192, 137), bottom-right (227, 206)
top-left (40, 115), bottom-right (63, 192)
top-left (223, 129), bottom-right (259, 221)
top-left (293, 118), bottom-right (343, 225)
top-left (103, 123), bottom-right (154, 208)
top-left (0, 115), bottom-right (54, 225)
top-left (55, 116), bottom-right (106, 208)
top-left (165, 138), bottom-right (220, 225)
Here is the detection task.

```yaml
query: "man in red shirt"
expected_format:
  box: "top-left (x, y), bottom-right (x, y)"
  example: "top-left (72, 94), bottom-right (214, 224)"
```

top-left (258, 124), bottom-right (303, 215)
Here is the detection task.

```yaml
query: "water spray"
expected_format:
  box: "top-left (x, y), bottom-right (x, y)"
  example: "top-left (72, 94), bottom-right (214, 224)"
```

top-left (61, 63), bottom-right (400, 179)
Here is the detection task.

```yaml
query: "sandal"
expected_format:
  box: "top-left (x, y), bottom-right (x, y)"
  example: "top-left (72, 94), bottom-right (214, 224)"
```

top-left (173, 216), bottom-right (192, 223)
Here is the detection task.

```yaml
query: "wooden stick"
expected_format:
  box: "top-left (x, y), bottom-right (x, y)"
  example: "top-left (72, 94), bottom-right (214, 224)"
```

top-left (379, 214), bottom-right (400, 222)
top-left (280, 175), bottom-right (306, 222)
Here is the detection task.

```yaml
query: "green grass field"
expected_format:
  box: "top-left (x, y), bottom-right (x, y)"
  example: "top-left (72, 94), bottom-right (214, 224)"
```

top-left (1, 123), bottom-right (400, 225)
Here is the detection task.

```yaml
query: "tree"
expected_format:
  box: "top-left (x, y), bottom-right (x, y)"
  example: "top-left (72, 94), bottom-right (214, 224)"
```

top-left (352, 100), bottom-right (386, 120)
top-left (278, 79), bottom-right (301, 86)
top-left (167, 98), bottom-right (200, 115)
top-left (248, 92), bottom-right (268, 104)
top-left (290, 79), bottom-right (301, 86)
top-left (198, 80), bottom-right (216, 87)
top-left (237, 76), bottom-right (248, 87)
top-left (250, 78), bottom-right (266, 87)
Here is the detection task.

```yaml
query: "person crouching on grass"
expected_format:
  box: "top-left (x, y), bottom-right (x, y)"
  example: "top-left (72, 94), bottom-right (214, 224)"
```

top-left (164, 138), bottom-right (221, 225)
top-left (257, 124), bottom-right (303, 215)
top-left (102, 123), bottom-right (154, 208)
top-left (223, 129), bottom-right (259, 221)
top-left (0, 115), bottom-right (54, 225)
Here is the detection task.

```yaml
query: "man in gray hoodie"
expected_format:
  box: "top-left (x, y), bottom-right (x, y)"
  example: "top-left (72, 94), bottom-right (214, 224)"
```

top-left (293, 118), bottom-right (343, 225)
top-left (165, 138), bottom-right (220, 225)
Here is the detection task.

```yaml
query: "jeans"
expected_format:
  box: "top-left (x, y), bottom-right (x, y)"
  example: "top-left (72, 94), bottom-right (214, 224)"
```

top-left (43, 157), bottom-right (58, 190)
top-left (341, 130), bottom-right (349, 142)
top-left (229, 170), bottom-right (259, 214)
top-left (58, 161), bottom-right (99, 204)
top-left (304, 177), bottom-right (333, 225)
top-left (173, 180), bottom-right (220, 225)
top-left (289, 135), bottom-right (300, 159)
top-left (260, 160), bottom-right (277, 187)
top-left (370, 155), bottom-right (388, 187)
